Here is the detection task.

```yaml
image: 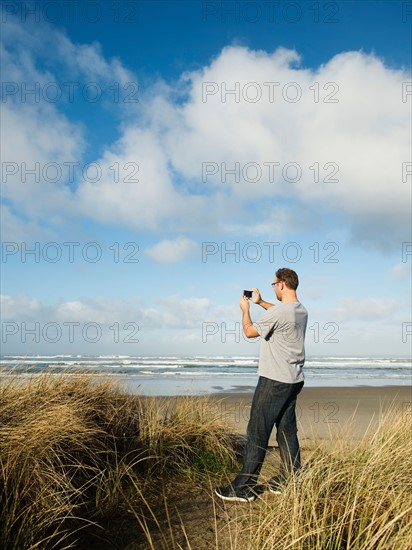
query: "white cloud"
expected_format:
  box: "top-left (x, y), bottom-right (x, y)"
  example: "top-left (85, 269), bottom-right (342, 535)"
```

top-left (74, 127), bottom-right (210, 231)
top-left (145, 237), bottom-right (198, 263)
top-left (0, 18), bottom-right (137, 239)
top-left (2, 18), bottom-right (410, 250)
top-left (1, 294), bottom-right (43, 319)
top-left (1, 18), bottom-right (136, 90)
top-left (335, 297), bottom-right (399, 322)
top-left (159, 296), bottom-right (212, 328)
top-left (0, 204), bottom-right (53, 242)
top-left (389, 262), bottom-right (412, 280)
top-left (1, 293), bottom-right (408, 356)
top-left (1, 102), bottom-right (82, 220)
top-left (1, 26), bottom-right (85, 236)
top-left (72, 45), bottom-right (412, 247)
top-left (0, 293), bottom-right (212, 330)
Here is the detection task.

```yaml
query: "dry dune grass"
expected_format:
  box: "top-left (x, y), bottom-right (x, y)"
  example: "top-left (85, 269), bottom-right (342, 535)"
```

top-left (1, 372), bottom-right (411, 549)
top-left (0, 372), bottom-right (237, 549)
top-left (234, 409), bottom-right (412, 550)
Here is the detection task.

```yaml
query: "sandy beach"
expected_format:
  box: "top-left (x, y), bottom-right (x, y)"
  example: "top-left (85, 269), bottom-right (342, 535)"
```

top-left (210, 385), bottom-right (411, 442)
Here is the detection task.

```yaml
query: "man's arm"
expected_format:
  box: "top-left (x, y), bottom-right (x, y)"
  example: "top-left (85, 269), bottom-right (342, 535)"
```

top-left (256, 299), bottom-right (273, 310)
top-left (240, 296), bottom-right (260, 338)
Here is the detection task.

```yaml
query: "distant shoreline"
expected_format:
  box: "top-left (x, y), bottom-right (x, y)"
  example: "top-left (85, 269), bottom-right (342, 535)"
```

top-left (1, 355), bottom-right (410, 395)
top-left (148, 385), bottom-right (412, 442)
top-left (218, 385), bottom-right (412, 440)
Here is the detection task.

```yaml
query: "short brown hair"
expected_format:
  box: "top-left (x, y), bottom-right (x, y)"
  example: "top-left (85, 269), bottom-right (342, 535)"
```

top-left (275, 268), bottom-right (299, 290)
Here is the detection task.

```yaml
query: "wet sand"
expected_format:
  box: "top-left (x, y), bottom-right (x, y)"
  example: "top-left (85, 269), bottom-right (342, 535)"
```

top-left (209, 385), bottom-right (412, 442)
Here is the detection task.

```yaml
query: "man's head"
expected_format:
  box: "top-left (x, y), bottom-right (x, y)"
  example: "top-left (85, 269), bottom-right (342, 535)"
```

top-left (273, 268), bottom-right (299, 301)
top-left (275, 268), bottom-right (299, 290)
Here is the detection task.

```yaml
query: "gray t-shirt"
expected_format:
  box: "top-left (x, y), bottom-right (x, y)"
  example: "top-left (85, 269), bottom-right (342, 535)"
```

top-left (253, 301), bottom-right (308, 384)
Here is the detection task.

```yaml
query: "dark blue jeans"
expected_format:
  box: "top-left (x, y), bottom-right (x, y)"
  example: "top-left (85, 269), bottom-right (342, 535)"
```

top-left (232, 376), bottom-right (304, 491)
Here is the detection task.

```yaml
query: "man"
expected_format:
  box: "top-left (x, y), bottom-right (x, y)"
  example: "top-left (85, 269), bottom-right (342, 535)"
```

top-left (215, 268), bottom-right (308, 503)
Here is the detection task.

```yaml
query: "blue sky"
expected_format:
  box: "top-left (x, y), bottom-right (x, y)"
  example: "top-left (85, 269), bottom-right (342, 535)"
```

top-left (1, 0), bottom-right (411, 357)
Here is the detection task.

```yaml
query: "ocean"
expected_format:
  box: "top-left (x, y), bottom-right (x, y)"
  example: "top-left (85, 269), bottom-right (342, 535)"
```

top-left (1, 355), bottom-right (411, 395)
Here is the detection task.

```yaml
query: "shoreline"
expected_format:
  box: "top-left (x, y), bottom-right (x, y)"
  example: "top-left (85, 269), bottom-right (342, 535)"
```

top-left (98, 375), bottom-right (412, 395)
top-left (208, 385), bottom-right (412, 441)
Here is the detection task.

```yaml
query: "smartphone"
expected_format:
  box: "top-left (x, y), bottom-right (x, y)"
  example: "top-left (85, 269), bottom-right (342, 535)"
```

top-left (243, 290), bottom-right (253, 298)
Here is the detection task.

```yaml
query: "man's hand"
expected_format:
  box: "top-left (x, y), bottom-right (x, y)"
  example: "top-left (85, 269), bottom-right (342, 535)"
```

top-left (251, 287), bottom-right (274, 310)
top-left (251, 287), bottom-right (262, 304)
top-left (240, 295), bottom-right (250, 312)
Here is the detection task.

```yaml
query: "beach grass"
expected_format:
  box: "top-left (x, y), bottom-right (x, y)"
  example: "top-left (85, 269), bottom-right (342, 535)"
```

top-left (1, 372), bottom-right (411, 549)
top-left (232, 408), bottom-right (412, 550)
top-left (0, 372), bottom-right (238, 549)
